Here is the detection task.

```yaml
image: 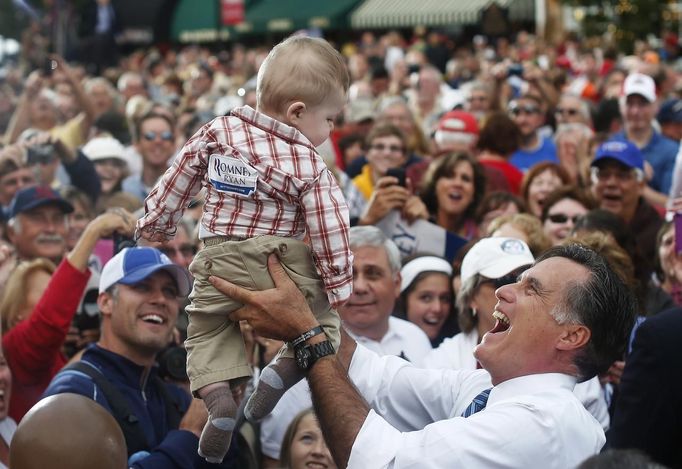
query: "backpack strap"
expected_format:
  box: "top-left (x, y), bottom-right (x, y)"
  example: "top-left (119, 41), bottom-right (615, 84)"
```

top-left (151, 375), bottom-right (183, 431)
top-left (62, 361), bottom-right (150, 455)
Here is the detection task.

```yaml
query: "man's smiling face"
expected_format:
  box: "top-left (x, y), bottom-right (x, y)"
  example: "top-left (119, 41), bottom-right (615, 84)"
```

top-left (339, 245), bottom-right (400, 341)
top-left (474, 257), bottom-right (590, 385)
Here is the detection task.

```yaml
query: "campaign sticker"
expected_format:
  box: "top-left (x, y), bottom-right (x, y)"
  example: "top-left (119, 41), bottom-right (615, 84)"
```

top-left (208, 154), bottom-right (258, 197)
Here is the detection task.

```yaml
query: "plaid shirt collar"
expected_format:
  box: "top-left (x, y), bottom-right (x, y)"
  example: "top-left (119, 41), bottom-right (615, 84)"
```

top-left (230, 105), bottom-right (316, 152)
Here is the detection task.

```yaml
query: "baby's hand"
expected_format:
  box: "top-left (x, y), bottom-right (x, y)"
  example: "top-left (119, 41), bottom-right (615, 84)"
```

top-left (137, 227), bottom-right (172, 243)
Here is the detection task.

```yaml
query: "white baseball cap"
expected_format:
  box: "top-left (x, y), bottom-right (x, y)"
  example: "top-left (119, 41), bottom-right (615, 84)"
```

top-left (81, 136), bottom-right (127, 163)
top-left (460, 237), bottom-right (534, 284)
top-left (623, 73), bottom-right (656, 103)
top-left (99, 247), bottom-right (192, 296)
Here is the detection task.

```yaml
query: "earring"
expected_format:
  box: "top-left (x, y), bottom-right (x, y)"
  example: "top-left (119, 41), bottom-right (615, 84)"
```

top-left (471, 308), bottom-right (477, 317)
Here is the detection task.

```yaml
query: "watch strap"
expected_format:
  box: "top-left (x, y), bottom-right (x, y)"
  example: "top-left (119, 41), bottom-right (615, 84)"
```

top-left (303, 340), bottom-right (335, 370)
top-left (290, 325), bottom-right (324, 348)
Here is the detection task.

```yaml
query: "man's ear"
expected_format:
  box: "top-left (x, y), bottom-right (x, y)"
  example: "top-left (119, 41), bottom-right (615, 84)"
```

top-left (556, 324), bottom-right (591, 351)
top-left (98, 291), bottom-right (114, 318)
top-left (286, 101), bottom-right (307, 126)
top-left (6, 224), bottom-right (16, 245)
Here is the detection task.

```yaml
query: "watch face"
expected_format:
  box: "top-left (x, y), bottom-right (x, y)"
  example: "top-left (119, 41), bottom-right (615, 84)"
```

top-left (296, 347), bottom-right (311, 370)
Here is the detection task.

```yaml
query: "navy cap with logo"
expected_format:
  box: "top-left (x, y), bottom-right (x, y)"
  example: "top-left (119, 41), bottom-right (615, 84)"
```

top-left (8, 185), bottom-right (74, 219)
top-left (592, 140), bottom-right (644, 171)
top-left (657, 98), bottom-right (682, 124)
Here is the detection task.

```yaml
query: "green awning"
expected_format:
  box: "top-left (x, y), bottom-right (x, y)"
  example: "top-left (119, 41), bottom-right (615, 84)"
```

top-left (350, 0), bottom-right (534, 29)
top-left (171, 0), bottom-right (364, 42)
top-left (240, 0), bottom-right (364, 33)
top-left (171, 0), bottom-right (229, 43)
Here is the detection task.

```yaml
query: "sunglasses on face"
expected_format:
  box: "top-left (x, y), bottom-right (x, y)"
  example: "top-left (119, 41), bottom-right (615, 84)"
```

top-left (508, 104), bottom-right (540, 116)
top-left (160, 244), bottom-right (197, 258)
top-left (555, 108), bottom-right (579, 117)
top-left (485, 267), bottom-right (530, 289)
top-left (370, 143), bottom-right (404, 153)
top-left (143, 130), bottom-right (174, 142)
top-left (547, 213), bottom-right (581, 224)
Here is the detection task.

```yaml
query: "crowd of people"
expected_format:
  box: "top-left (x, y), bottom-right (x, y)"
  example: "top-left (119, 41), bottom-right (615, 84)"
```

top-left (0, 13), bottom-right (681, 469)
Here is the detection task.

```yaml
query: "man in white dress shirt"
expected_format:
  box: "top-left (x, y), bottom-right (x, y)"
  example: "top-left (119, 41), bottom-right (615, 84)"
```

top-left (213, 244), bottom-right (636, 468)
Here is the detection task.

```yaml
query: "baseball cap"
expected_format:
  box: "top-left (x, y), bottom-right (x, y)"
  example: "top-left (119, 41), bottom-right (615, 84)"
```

top-left (346, 99), bottom-right (375, 124)
top-left (657, 98), bottom-right (682, 124)
top-left (623, 73), bottom-right (656, 103)
top-left (434, 110), bottom-right (479, 146)
top-left (460, 237), bottom-right (534, 284)
top-left (99, 246), bottom-right (192, 296)
top-left (8, 185), bottom-right (74, 219)
top-left (592, 140), bottom-right (644, 171)
top-left (81, 136), bottom-right (127, 163)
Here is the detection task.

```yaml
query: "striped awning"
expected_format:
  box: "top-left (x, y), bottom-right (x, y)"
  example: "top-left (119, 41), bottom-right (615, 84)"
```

top-left (350, 0), bottom-right (534, 29)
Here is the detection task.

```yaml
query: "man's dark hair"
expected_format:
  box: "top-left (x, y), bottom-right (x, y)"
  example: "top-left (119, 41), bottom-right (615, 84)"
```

top-left (578, 449), bottom-right (668, 469)
top-left (537, 244), bottom-right (637, 382)
top-left (476, 112), bottom-right (522, 156)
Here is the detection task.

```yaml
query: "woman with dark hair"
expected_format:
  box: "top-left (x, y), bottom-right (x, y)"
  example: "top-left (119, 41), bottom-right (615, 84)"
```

top-left (540, 185), bottom-right (596, 246)
top-left (476, 112), bottom-right (524, 194)
top-left (520, 161), bottom-right (572, 217)
top-left (394, 254), bottom-right (458, 347)
top-left (419, 152), bottom-right (487, 239)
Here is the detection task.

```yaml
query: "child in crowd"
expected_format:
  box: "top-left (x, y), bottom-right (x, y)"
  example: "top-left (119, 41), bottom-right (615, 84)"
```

top-left (136, 36), bottom-right (353, 463)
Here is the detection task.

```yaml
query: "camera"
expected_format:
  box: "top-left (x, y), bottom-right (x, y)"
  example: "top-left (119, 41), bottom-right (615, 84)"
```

top-left (507, 63), bottom-right (524, 77)
top-left (113, 231), bottom-right (136, 255)
top-left (157, 345), bottom-right (188, 382)
top-left (43, 58), bottom-right (56, 77)
top-left (27, 143), bottom-right (56, 165)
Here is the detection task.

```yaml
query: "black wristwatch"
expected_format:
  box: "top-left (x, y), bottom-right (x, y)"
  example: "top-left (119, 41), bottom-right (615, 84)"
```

top-left (295, 340), bottom-right (335, 371)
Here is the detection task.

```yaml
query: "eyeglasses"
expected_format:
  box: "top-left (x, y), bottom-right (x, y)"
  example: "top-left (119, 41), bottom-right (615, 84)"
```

top-left (370, 143), bottom-right (404, 153)
top-left (143, 130), bottom-right (174, 142)
top-left (508, 104), bottom-right (540, 116)
top-left (160, 244), bottom-right (197, 258)
top-left (555, 108), bottom-right (579, 117)
top-left (590, 166), bottom-right (639, 182)
top-left (547, 213), bottom-right (582, 224)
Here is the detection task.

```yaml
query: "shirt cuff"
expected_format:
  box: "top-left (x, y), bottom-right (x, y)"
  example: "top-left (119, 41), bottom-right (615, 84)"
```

top-left (328, 282), bottom-right (352, 308)
top-left (348, 409), bottom-right (401, 469)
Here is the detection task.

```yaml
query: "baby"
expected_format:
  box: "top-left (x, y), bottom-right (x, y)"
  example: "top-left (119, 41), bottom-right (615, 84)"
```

top-left (136, 36), bottom-right (353, 463)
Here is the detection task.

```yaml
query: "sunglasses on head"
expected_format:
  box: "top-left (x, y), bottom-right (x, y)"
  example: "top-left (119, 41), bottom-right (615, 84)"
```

top-left (547, 213), bottom-right (581, 224)
top-left (143, 130), bottom-right (174, 142)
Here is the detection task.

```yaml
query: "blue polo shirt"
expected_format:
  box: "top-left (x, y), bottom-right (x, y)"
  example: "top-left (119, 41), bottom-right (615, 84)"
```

top-left (510, 136), bottom-right (558, 172)
top-left (613, 131), bottom-right (678, 193)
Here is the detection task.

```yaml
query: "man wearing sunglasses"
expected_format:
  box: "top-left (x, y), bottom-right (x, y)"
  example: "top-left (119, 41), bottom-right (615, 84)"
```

top-left (508, 94), bottom-right (558, 171)
top-left (554, 93), bottom-right (591, 127)
top-left (122, 111), bottom-right (176, 202)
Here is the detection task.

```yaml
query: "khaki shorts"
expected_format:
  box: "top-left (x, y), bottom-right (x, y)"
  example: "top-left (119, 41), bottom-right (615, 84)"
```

top-left (185, 235), bottom-right (340, 394)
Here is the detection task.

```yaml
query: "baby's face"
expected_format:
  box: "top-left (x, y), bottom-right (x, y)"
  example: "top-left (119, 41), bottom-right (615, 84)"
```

top-left (294, 89), bottom-right (346, 147)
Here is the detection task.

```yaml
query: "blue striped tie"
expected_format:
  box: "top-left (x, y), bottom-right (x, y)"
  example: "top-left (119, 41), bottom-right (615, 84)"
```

top-left (461, 388), bottom-right (492, 417)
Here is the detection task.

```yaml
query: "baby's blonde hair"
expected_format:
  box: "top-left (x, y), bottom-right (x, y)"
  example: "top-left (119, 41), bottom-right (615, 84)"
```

top-left (257, 36), bottom-right (349, 114)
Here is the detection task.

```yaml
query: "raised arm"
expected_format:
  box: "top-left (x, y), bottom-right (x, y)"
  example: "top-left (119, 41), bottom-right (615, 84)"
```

top-left (209, 254), bottom-right (369, 468)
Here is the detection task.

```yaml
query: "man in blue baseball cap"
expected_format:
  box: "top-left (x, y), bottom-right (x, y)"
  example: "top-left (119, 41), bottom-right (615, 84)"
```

top-left (6, 185), bottom-right (73, 263)
top-left (590, 140), bottom-right (663, 275)
top-left (43, 246), bottom-right (238, 468)
top-left (657, 98), bottom-right (682, 142)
